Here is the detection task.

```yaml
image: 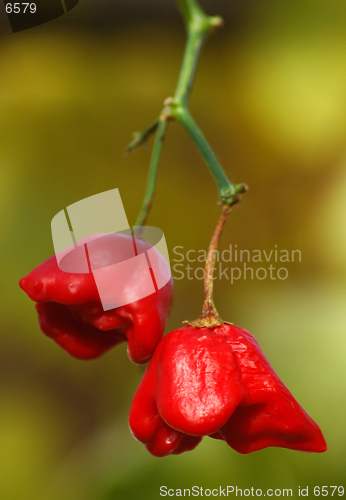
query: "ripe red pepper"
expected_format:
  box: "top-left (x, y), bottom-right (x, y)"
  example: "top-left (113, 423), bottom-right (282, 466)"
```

top-left (129, 323), bottom-right (327, 456)
top-left (19, 233), bottom-right (173, 364)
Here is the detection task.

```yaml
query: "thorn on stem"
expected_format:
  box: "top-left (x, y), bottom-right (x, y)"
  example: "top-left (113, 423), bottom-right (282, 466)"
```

top-left (124, 121), bottom-right (159, 155)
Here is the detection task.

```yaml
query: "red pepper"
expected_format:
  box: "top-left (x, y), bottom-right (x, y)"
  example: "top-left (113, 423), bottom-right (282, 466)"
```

top-left (19, 233), bottom-right (173, 364)
top-left (129, 323), bottom-right (327, 456)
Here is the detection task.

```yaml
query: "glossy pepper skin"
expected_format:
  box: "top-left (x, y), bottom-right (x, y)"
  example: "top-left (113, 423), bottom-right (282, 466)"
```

top-left (19, 233), bottom-right (173, 364)
top-left (129, 323), bottom-right (327, 456)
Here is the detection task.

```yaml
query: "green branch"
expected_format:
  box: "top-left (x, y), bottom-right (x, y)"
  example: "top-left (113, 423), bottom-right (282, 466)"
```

top-left (128, 0), bottom-right (246, 226)
top-left (134, 117), bottom-right (168, 227)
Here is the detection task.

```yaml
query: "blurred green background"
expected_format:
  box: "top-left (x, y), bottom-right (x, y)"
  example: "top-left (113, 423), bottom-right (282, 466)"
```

top-left (0, 0), bottom-right (345, 499)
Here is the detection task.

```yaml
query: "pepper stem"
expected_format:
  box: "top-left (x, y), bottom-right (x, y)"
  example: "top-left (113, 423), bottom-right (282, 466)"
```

top-left (190, 205), bottom-right (232, 328)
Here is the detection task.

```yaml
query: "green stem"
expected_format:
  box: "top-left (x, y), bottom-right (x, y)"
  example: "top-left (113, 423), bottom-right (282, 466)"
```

top-left (171, 0), bottom-right (247, 206)
top-left (132, 0), bottom-right (245, 226)
top-left (173, 106), bottom-right (246, 205)
top-left (174, 0), bottom-right (222, 106)
top-left (175, 107), bottom-right (227, 190)
top-left (174, 26), bottom-right (205, 107)
top-left (134, 117), bottom-right (168, 227)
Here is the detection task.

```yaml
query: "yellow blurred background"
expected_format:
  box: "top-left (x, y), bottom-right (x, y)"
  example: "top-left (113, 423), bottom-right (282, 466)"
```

top-left (0, 1), bottom-right (345, 499)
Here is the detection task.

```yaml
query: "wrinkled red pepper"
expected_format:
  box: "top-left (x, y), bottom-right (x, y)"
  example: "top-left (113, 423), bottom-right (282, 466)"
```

top-left (19, 233), bottom-right (173, 364)
top-left (129, 323), bottom-right (327, 456)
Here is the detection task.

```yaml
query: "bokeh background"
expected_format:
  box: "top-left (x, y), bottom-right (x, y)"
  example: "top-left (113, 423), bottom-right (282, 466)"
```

top-left (0, 0), bottom-right (345, 499)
